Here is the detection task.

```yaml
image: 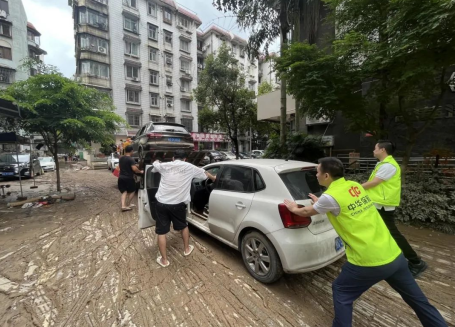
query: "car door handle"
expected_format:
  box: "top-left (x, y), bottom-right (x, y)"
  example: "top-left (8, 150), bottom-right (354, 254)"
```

top-left (235, 202), bottom-right (246, 209)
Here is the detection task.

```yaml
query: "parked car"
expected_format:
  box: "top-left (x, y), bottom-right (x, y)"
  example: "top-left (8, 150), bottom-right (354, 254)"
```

top-left (38, 157), bottom-right (56, 171)
top-left (0, 153), bottom-right (43, 178)
top-left (107, 152), bottom-right (120, 170)
top-left (251, 150), bottom-right (264, 158)
top-left (138, 159), bottom-right (344, 283)
top-left (205, 150), bottom-right (226, 163)
top-left (221, 151), bottom-right (237, 160)
top-left (131, 122), bottom-right (194, 161)
top-left (238, 152), bottom-right (252, 159)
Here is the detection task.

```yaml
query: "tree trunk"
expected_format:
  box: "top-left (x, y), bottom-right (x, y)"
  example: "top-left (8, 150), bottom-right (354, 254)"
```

top-left (293, 1), bottom-right (301, 133)
top-left (401, 135), bottom-right (416, 185)
top-left (53, 140), bottom-right (61, 192)
top-left (232, 136), bottom-right (240, 160)
top-left (279, 1), bottom-right (290, 150)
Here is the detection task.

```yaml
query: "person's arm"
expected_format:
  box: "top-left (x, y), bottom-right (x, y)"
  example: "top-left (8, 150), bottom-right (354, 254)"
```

top-left (131, 165), bottom-right (143, 174)
top-left (205, 171), bottom-right (216, 182)
top-left (284, 200), bottom-right (320, 217)
top-left (362, 177), bottom-right (384, 190)
top-left (193, 166), bottom-right (216, 181)
top-left (151, 160), bottom-right (162, 173)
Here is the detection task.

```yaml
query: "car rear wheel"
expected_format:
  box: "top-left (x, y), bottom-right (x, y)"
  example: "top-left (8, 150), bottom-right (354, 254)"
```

top-left (241, 231), bottom-right (283, 284)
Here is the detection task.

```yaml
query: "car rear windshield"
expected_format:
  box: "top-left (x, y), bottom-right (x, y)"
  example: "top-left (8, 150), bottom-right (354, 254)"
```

top-left (0, 154), bottom-right (28, 163)
top-left (279, 169), bottom-right (323, 200)
top-left (152, 125), bottom-right (189, 133)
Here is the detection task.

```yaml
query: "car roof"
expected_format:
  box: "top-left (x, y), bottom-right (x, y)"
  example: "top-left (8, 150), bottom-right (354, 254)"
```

top-left (152, 122), bottom-right (185, 127)
top-left (213, 159), bottom-right (317, 172)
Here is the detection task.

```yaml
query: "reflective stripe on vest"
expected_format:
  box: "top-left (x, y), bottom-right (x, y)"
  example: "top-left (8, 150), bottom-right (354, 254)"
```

top-left (367, 155), bottom-right (401, 207)
top-left (324, 178), bottom-right (401, 267)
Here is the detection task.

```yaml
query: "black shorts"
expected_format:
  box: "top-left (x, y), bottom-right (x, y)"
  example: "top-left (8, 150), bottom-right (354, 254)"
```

top-left (118, 177), bottom-right (136, 194)
top-left (155, 202), bottom-right (187, 235)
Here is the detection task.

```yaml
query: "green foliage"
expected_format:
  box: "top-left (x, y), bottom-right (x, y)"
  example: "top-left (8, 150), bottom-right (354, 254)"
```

top-left (258, 81), bottom-right (274, 96)
top-left (194, 43), bottom-right (257, 156)
top-left (263, 133), bottom-right (325, 163)
top-left (1, 71), bottom-right (124, 191)
top-left (348, 171), bottom-right (455, 234)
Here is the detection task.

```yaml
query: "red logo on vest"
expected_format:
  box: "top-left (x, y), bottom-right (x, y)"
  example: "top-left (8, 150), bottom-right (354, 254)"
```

top-left (349, 186), bottom-right (361, 198)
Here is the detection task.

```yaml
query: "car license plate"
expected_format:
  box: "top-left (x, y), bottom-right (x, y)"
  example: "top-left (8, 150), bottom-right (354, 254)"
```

top-left (2, 172), bottom-right (14, 176)
top-left (335, 237), bottom-right (344, 252)
top-left (168, 138), bottom-right (180, 142)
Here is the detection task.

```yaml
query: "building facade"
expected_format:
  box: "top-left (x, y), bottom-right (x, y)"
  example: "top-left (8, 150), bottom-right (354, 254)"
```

top-left (69, 0), bottom-right (202, 143)
top-left (258, 54), bottom-right (280, 90)
top-left (0, 0), bottom-right (46, 89)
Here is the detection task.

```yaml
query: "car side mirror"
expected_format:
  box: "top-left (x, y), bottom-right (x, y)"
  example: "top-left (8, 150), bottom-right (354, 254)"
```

top-left (131, 136), bottom-right (136, 141)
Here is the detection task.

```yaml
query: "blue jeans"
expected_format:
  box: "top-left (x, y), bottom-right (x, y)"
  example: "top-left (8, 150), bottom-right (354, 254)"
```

top-left (332, 254), bottom-right (447, 327)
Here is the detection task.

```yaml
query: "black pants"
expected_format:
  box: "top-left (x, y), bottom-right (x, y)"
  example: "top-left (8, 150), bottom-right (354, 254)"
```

top-left (378, 208), bottom-right (421, 265)
top-left (332, 254), bottom-right (447, 327)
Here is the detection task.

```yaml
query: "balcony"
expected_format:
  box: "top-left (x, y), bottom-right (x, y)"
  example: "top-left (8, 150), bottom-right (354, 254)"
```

top-left (0, 68), bottom-right (15, 84)
top-left (306, 116), bottom-right (331, 125)
top-left (76, 74), bottom-right (111, 90)
top-left (180, 71), bottom-right (193, 81)
top-left (77, 25), bottom-right (109, 40)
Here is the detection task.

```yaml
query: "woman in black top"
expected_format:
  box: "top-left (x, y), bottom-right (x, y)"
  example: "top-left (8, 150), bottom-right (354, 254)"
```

top-left (118, 145), bottom-right (143, 211)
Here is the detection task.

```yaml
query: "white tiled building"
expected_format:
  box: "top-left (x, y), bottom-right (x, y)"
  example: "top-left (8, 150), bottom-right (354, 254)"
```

top-left (0, 0), bottom-right (46, 89)
top-left (69, 0), bottom-right (202, 142)
top-left (258, 53), bottom-right (280, 90)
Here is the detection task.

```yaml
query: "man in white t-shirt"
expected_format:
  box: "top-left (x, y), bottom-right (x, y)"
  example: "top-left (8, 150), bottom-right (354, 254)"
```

top-left (152, 150), bottom-right (216, 268)
top-left (362, 140), bottom-right (427, 278)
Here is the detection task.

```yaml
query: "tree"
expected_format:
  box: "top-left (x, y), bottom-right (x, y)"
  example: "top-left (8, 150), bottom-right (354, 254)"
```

top-left (1, 70), bottom-right (124, 191)
top-left (277, 0), bottom-right (455, 173)
top-left (194, 44), bottom-right (257, 158)
top-left (258, 81), bottom-right (273, 96)
top-left (213, 0), bottom-right (302, 149)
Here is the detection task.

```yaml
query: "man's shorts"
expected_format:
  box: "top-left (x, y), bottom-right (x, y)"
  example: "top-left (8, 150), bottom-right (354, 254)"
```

top-left (118, 177), bottom-right (136, 194)
top-left (155, 202), bottom-right (187, 235)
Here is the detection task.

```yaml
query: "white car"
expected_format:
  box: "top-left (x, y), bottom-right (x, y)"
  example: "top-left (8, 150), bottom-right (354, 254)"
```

top-left (38, 157), bottom-right (56, 171)
top-left (221, 151), bottom-right (237, 160)
top-left (138, 159), bottom-right (345, 283)
top-left (107, 153), bottom-right (119, 170)
top-left (251, 150), bottom-right (264, 158)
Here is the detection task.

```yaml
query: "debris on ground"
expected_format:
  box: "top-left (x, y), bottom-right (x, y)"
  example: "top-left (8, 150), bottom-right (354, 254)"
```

top-left (8, 193), bottom-right (76, 208)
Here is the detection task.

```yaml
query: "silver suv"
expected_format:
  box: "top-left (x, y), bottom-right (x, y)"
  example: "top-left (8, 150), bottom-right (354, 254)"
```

top-left (138, 159), bottom-right (345, 283)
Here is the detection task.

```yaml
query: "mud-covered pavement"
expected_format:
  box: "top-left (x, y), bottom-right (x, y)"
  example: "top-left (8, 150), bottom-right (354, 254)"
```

top-left (0, 168), bottom-right (454, 327)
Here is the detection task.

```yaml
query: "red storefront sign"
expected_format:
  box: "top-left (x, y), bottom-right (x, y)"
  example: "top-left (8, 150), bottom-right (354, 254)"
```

top-left (191, 133), bottom-right (228, 142)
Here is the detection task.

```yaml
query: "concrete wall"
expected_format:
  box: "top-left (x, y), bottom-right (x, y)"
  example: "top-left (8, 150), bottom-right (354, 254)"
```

top-left (257, 89), bottom-right (296, 121)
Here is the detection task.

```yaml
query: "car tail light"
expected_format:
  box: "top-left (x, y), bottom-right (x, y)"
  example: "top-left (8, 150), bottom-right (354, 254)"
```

top-left (147, 132), bottom-right (163, 139)
top-left (278, 203), bottom-right (312, 229)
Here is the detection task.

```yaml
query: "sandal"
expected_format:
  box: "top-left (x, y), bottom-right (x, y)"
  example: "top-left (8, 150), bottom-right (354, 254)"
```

top-left (184, 245), bottom-right (194, 257)
top-left (128, 204), bottom-right (136, 207)
top-left (156, 256), bottom-right (170, 268)
top-left (121, 207), bottom-right (132, 212)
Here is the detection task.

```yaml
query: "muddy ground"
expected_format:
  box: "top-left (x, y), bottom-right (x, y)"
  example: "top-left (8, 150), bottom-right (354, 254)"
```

top-left (0, 167), bottom-right (454, 327)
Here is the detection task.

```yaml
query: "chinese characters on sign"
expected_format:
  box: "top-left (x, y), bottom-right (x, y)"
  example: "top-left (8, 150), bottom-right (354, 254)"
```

top-left (190, 133), bottom-right (228, 142)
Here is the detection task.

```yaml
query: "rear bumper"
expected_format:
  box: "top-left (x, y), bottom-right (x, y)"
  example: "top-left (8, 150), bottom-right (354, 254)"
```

top-left (267, 228), bottom-right (345, 273)
top-left (42, 166), bottom-right (54, 171)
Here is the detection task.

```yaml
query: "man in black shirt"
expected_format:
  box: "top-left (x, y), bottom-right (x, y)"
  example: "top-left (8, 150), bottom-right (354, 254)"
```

top-left (118, 145), bottom-right (143, 211)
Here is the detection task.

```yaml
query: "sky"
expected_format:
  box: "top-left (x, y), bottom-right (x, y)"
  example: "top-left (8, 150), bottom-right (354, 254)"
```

top-left (22, 0), bottom-right (279, 78)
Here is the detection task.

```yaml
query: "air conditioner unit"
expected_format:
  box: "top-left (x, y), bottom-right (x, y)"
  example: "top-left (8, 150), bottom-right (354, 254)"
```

top-left (98, 46), bottom-right (107, 54)
top-left (166, 59), bottom-right (172, 65)
top-left (197, 64), bottom-right (203, 69)
top-left (0, 10), bottom-right (7, 18)
top-left (167, 82), bottom-right (173, 86)
top-left (132, 77), bottom-right (138, 81)
top-left (184, 70), bottom-right (190, 74)
top-left (180, 87), bottom-right (187, 92)
top-left (167, 103), bottom-right (173, 107)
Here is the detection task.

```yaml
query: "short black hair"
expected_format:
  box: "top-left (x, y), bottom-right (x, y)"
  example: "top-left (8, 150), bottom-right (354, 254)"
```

top-left (125, 145), bottom-right (133, 153)
top-left (377, 140), bottom-right (395, 155)
top-left (174, 149), bottom-right (187, 160)
top-left (318, 157), bottom-right (345, 180)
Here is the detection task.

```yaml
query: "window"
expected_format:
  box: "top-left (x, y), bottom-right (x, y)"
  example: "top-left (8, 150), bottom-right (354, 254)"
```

top-left (126, 90), bottom-right (140, 103)
top-left (180, 80), bottom-right (190, 92)
top-left (0, 0), bottom-right (9, 14)
top-left (127, 114), bottom-right (141, 127)
top-left (79, 9), bottom-right (108, 30)
top-left (240, 64), bottom-right (245, 71)
top-left (80, 35), bottom-right (108, 53)
top-left (165, 53), bottom-right (173, 66)
top-left (254, 171), bottom-right (266, 191)
top-left (150, 70), bottom-right (159, 85)
top-left (0, 68), bottom-right (14, 83)
top-left (163, 8), bottom-right (172, 23)
top-left (180, 39), bottom-right (190, 52)
top-left (150, 93), bottom-right (159, 107)
top-left (280, 169), bottom-right (322, 200)
top-left (240, 47), bottom-right (245, 57)
top-left (181, 118), bottom-right (193, 132)
top-left (125, 40), bottom-right (139, 56)
top-left (123, 0), bottom-right (137, 8)
top-left (0, 23), bottom-right (11, 37)
top-left (197, 57), bottom-right (204, 70)
top-left (148, 2), bottom-right (157, 17)
top-left (93, 0), bottom-right (107, 4)
top-left (197, 40), bottom-right (203, 51)
top-left (180, 59), bottom-right (190, 72)
top-left (149, 47), bottom-right (158, 62)
top-left (166, 117), bottom-right (175, 123)
top-left (81, 61), bottom-right (109, 78)
top-left (126, 65), bottom-right (139, 79)
top-left (166, 96), bottom-right (174, 107)
top-left (181, 100), bottom-right (191, 112)
top-left (151, 115), bottom-right (162, 122)
top-left (232, 45), bottom-right (237, 55)
top-left (124, 17), bottom-right (138, 33)
top-left (217, 166), bottom-right (253, 192)
top-left (148, 24), bottom-right (158, 40)
top-left (0, 46), bottom-right (12, 60)
top-left (164, 31), bottom-right (172, 45)
top-left (166, 75), bottom-right (172, 86)
top-left (179, 16), bottom-right (190, 28)
top-left (249, 83), bottom-right (255, 91)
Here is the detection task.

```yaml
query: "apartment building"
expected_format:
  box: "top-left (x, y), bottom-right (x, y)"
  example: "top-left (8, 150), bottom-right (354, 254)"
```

top-left (195, 24), bottom-right (259, 151)
top-left (69, 0), bottom-right (202, 142)
top-left (258, 53), bottom-right (280, 90)
top-left (0, 0), bottom-right (46, 88)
